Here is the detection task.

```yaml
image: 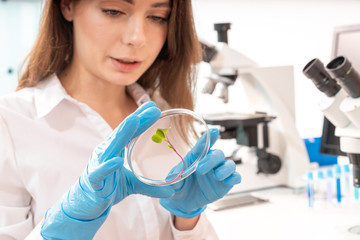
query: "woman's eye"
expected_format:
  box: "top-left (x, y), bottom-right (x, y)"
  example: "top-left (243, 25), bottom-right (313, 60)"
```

top-left (150, 16), bottom-right (168, 23)
top-left (102, 9), bottom-right (123, 16)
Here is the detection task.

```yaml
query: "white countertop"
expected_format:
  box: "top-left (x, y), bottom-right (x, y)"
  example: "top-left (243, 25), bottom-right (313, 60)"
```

top-left (205, 187), bottom-right (360, 240)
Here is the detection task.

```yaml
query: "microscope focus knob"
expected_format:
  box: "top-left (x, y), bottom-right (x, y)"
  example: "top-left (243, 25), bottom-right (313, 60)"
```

top-left (256, 149), bottom-right (282, 174)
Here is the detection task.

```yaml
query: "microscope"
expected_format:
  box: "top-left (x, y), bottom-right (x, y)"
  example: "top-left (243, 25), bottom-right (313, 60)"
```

top-left (201, 23), bottom-right (281, 175)
top-left (201, 23), bottom-right (256, 103)
top-left (303, 56), bottom-right (360, 187)
top-left (199, 23), bottom-right (309, 193)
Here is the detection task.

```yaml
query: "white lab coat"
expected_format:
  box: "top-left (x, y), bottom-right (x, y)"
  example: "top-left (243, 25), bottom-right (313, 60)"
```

top-left (0, 74), bottom-right (218, 240)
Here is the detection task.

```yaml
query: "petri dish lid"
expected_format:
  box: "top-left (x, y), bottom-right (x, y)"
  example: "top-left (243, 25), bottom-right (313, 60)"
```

top-left (127, 108), bottom-right (210, 186)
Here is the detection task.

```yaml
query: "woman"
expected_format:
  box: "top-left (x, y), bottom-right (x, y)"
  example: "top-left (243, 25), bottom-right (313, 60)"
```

top-left (0, 0), bottom-right (241, 239)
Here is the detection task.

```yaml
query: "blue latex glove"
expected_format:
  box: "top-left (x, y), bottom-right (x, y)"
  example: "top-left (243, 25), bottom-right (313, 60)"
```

top-left (159, 128), bottom-right (241, 218)
top-left (41, 101), bottom-right (174, 240)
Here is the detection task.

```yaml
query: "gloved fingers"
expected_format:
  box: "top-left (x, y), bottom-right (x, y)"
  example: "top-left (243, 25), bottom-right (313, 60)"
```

top-left (88, 156), bottom-right (124, 190)
top-left (133, 101), bottom-right (157, 115)
top-left (184, 128), bottom-right (219, 165)
top-left (99, 114), bottom-right (140, 161)
top-left (130, 101), bottom-right (160, 138)
top-left (196, 149), bottom-right (225, 175)
top-left (213, 159), bottom-right (237, 181)
top-left (208, 128), bottom-right (220, 148)
top-left (95, 102), bottom-right (159, 161)
top-left (132, 106), bottom-right (161, 138)
top-left (129, 173), bottom-right (175, 198)
top-left (223, 172), bottom-right (242, 186)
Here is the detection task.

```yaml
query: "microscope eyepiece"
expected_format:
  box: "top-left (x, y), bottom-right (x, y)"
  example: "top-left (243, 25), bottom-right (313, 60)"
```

top-left (326, 56), bottom-right (360, 98)
top-left (303, 58), bottom-right (341, 97)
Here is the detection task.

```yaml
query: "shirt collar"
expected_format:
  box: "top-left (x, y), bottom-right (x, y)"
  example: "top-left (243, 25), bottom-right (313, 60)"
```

top-left (34, 74), bottom-right (68, 119)
top-left (34, 73), bottom-right (152, 119)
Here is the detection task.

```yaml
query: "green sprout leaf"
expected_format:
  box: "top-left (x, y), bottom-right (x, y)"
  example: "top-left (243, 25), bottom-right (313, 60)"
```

top-left (156, 128), bottom-right (168, 138)
top-left (151, 128), bottom-right (169, 144)
top-left (168, 145), bottom-right (173, 149)
top-left (152, 134), bottom-right (163, 143)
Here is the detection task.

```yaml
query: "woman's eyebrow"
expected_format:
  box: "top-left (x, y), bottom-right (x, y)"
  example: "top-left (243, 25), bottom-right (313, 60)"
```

top-left (151, 2), bottom-right (170, 8)
top-left (122, 0), bottom-right (134, 4)
top-left (121, 0), bottom-right (170, 8)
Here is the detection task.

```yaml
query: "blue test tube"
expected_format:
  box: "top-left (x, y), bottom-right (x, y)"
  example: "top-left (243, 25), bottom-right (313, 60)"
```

top-left (334, 165), bottom-right (342, 203)
top-left (307, 171), bottom-right (314, 208)
top-left (326, 168), bottom-right (333, 204)
top-left (343, 164), bottom-right (351, 197)
top-left (317, 169), bottom-right (326, 200)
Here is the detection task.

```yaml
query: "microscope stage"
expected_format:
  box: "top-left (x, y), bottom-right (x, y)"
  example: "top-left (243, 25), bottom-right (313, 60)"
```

top-left (203, 112), bottom-right (275, 128)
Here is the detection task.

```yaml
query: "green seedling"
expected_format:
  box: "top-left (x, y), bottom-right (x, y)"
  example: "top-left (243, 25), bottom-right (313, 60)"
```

top-left (151, 128), bottom-right (185, 184)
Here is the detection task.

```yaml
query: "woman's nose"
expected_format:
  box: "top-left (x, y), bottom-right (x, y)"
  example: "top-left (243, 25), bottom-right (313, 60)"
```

top-left (122, 16), bottom-right (146, 48)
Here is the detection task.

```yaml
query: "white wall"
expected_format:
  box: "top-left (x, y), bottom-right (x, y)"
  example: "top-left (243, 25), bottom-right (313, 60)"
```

top-left (192, 0), bottom-right (360, 138)
top-left (0, 0), bottom-right (42, 95)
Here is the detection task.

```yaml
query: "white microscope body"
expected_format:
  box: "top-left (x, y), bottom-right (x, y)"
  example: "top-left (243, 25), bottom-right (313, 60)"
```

top-left (199, 23), bottom-right (309, 193)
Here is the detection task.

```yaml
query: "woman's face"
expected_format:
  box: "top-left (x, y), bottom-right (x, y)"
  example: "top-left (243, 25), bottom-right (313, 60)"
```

top-left (62, 0), bottom-right (170, 86)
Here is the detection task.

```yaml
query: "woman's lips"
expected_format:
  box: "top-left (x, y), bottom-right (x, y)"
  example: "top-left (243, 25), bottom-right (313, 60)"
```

top-left (110, 57), bottom-right (141, 73)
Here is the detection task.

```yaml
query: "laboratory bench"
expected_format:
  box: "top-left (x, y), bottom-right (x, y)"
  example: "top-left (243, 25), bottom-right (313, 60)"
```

top-left (205, 187), bottom-right (360, 240)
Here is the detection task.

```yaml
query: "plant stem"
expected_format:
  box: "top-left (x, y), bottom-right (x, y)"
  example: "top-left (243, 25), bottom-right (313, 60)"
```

top-left (160, 137), bottom-right (185, 185)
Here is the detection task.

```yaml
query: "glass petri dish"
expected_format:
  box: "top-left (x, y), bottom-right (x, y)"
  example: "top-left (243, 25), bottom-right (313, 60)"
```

top-left (127, 108), bottom-right (210, 186)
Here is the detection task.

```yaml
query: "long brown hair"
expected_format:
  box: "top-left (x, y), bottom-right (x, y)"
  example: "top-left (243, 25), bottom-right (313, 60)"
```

top-left (18, 0), bottom-right (201, 111)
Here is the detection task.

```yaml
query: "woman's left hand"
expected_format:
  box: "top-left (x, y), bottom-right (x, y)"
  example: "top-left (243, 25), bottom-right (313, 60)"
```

top-left (159, 128), bottom-right (241, 219)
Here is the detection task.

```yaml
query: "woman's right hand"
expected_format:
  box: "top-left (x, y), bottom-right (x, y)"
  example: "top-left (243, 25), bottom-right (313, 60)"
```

top-left (41, 101), bottom-right (174, 240)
